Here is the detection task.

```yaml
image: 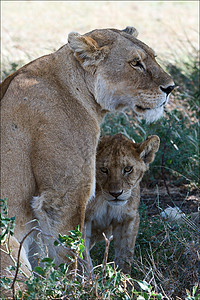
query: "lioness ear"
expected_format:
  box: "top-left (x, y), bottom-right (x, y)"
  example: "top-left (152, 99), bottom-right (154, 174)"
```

top-left (138, 135), bottom-right (160, 164)
top-left (122, 26), bottom-right (138, 38)
top-left (68, 32), bottom-right (110, 68)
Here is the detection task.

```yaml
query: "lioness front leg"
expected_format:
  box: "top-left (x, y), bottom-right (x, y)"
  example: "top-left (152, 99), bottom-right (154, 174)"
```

top-left (31, 187), bottom-right (91, 265)
top-left (31, 190), bottom-right (67, 264)
top-left (113, 211), bottom-right (140, 274)
top-left (30, 125), bottom-right (97, 265)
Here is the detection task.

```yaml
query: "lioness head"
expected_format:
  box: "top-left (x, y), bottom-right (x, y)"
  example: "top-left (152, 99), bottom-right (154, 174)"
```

top-left (68, 26), bottom-right (174, 123)
top-left (96, 134), bottom-right (160, 207)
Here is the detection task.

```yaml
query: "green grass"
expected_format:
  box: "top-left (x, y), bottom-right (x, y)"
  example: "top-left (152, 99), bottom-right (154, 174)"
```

top-left (91, 202), bottom-right (200, 298)
top-left (1, 199), bottom-right (199, 299)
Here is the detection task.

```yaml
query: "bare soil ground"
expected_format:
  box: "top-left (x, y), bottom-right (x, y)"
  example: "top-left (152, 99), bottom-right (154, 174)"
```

top-left (141, 183), bottom-right (199, 218)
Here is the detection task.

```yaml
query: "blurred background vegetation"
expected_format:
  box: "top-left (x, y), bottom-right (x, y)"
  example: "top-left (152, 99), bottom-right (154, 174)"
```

top-left (1, 1), bottom-right (199, 73)
top-left (1, 1), bottom-right (199, 298)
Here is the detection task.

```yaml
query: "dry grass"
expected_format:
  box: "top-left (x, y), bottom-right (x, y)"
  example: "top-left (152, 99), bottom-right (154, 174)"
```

top-left (1, 1), bottom-right (199, 69)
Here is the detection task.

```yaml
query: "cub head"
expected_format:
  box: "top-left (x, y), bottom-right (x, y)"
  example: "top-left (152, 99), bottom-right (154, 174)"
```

top-left (68, 26), bottom-right (175, 123)
top-left (96, 134), bottom-right (160, 207)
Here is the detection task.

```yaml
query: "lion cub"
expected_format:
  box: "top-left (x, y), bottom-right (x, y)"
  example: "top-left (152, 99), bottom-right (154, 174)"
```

top-left (84, 133), bottom-right (160, 274)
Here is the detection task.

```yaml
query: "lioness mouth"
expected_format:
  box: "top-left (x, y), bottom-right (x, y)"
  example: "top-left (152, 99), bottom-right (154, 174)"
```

top-left (135, 101), bottom-right (166, 112)
top-left (136, 105), bottom-right (151, 111)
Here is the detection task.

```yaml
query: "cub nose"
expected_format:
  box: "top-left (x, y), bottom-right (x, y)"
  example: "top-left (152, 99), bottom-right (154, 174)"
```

top-left (160, 85), bottom-right (175, 96)
top-left (109, 190), bottom-right (123, 198)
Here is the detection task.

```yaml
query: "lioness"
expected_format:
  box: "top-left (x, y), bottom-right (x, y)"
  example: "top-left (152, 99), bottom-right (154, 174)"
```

top-left (1, 26), bottom-right (174, 268)
top-left (84, 134), bottom-right (160, 274)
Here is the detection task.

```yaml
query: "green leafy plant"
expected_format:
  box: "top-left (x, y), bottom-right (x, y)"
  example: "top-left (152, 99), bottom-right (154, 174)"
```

top-left (0, 198), bottom-right (15, 243)
top-left (186, 283), bottom-right (200, 300)
top-left (54, 225), bottom-right (85, 259)
top-left (0, 199), bottom-right (16, 296)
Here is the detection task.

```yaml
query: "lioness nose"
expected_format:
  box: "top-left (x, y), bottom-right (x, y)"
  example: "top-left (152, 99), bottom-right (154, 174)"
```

top-left (109, 190), bottom-right (123, 198)
top-left (160, 85), bottom-right (175, 96)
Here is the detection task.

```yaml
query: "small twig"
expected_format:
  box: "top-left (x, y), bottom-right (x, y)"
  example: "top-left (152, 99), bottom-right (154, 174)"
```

top-left (160, 121), bottom-right (174, 201)
top-left (84, 244), bottom-right (93, 281)
top-left (95, 275), bottom-right (98, 298)
top-left (74, 255), bottom-right (78, 279)
top-left (7, 230), bottom-right (12, 256)
top-left (102, 233), bottom-right (113, 277)
top-left (4, 242), bottom-right (25, 276)
top-left (11, 227), bottom-right (39, 299)
top-left (0, 247), bottom-right (9, 255)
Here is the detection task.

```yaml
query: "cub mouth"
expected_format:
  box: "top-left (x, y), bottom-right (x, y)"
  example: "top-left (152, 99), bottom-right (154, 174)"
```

top-left (107, 199), bottom-right (127, 206)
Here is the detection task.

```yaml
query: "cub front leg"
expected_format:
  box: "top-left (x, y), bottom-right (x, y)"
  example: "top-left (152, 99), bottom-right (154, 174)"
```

top-left (113, 211), bottom-right (140, 274)
top-left (82, 220), bottom-right (94, 276)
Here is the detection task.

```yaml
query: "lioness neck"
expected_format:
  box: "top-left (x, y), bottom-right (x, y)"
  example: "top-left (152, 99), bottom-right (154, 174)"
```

top-left (52, 45), bottom-right (108, 123)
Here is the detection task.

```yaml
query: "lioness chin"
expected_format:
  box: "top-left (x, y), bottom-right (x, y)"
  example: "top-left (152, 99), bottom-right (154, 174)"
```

top-left (1, 26), bottom-right (173, 271)
top-left (84, 134), bottom-right (160, 274)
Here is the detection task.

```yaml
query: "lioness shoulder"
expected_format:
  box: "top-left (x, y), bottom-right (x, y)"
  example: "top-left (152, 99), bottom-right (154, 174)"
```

top-left (84, 133), bottom-right (160, 274)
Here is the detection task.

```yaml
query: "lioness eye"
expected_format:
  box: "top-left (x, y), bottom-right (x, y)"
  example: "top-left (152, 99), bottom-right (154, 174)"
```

top-left (124, 166), bottom-right (133, 174)
top-left (100, 167), bottom-right (108, 174)
top-left (129, 60), bottom-right (144, 70)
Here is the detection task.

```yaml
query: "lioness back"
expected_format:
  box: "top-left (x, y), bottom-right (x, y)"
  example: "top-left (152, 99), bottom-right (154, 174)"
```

top-left (84, 133), bottom-right (160, 274)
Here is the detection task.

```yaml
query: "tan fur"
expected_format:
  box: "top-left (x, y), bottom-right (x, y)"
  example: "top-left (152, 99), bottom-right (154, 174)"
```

top-left (84, 134), bottom-right (160, 274)
top-left (1, 26), bottom-right (173, 269)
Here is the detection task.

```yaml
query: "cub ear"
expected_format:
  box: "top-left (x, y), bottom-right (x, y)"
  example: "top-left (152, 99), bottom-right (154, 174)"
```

top-left (68, 32), bottom-right (110, 68)
top-left (138, 135), bottom-right (160, 164)
top-left (122, 26), bottom-right (138, 38)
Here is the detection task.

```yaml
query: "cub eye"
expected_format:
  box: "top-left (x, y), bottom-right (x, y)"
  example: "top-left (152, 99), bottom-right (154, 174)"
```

top-left (100, 167), bottom-right (108, 174)
top-left (124, 166), bottom-right (133, 174)
top-left (129, 60), bottom-right (144, 70)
